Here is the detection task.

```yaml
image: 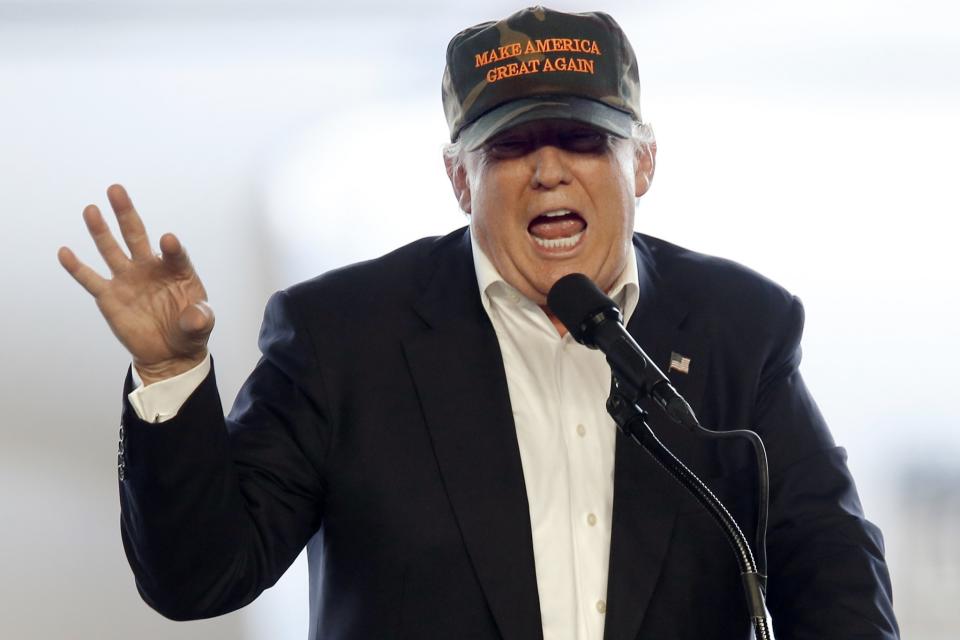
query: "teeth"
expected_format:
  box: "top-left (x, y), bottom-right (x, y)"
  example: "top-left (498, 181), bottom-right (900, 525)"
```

top-left (543, 209), bottom-right (572, 218)
top-left (532, 229), bottom-right (584, 249)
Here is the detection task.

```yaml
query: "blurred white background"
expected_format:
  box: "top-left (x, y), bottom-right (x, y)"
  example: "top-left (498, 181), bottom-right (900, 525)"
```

top-left (1, 0), bottom-right (957, 637)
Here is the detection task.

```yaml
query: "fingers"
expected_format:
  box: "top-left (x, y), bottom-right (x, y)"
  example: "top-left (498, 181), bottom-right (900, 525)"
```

top-left (57, 245), bottom-right (108, 296)
top-left (106, 184), bottom-right (152, 260)
top-left (82, 204), bottom-right (130, 273)
top-left (158, 232), bottom-right (194, 276)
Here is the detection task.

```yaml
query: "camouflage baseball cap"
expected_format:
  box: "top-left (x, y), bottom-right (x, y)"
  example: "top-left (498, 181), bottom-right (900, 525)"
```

top-left (442, 6), bottom-right (642, 150)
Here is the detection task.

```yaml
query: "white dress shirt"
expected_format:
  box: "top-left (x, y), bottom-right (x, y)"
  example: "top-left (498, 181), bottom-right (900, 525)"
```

top-left (127, 232), bottom-right (639, 640)
top-left (470, 234), bottom-right (638, 640)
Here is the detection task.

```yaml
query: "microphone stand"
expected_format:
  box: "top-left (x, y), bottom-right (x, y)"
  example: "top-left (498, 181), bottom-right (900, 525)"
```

top-left (607, 374), bottom-right (776, 640)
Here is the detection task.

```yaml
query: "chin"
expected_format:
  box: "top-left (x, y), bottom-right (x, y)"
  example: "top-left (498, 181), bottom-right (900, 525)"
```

top-left (534, 265), bottom-right (593, 299)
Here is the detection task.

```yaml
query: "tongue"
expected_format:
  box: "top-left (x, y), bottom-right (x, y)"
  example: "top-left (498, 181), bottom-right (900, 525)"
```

top-left (528, 214), bottom-right (586, 240)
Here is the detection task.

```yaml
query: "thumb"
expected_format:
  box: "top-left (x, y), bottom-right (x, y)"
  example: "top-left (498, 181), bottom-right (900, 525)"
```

top-left (178, 301), bottom-right (215, 339)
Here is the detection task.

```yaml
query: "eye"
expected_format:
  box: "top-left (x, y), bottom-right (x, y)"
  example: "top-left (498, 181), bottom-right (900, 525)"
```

top-left (485, 136), bottom-right (532, 158)
top-left (559, 131), bottom-right (610, 153)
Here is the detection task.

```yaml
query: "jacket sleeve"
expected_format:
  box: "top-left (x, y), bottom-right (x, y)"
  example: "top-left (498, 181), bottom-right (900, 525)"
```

top-left (119, 289), bottom-right (331, 620)
top-left (758, 296), bottom-right (899, 639)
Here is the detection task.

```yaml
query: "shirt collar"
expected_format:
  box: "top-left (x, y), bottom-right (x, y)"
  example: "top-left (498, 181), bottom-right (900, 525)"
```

top-left (470, 227), bottom-right (640, 325)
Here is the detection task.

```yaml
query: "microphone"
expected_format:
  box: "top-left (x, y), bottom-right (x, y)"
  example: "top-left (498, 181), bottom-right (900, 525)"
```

top-left (547, 273), bottom-right (699, 430)
top-left (549, 274), bottom-right (777, 638)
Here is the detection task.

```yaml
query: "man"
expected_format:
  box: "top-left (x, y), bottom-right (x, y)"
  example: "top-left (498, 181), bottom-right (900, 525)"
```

top-left (59, 7), bottom-right (899, 639)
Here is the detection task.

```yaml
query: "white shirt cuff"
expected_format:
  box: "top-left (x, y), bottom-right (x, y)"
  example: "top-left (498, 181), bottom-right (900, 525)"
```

top-left (127, 353), bottom-right (212, 424)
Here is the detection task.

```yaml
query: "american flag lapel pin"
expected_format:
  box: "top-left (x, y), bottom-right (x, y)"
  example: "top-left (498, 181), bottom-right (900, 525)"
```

top-left (669, 352), bottom-right (691, 374)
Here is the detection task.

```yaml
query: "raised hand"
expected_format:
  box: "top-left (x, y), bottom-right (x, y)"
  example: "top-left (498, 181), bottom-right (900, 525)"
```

top-left (58, 184), bottom-right (214, 385)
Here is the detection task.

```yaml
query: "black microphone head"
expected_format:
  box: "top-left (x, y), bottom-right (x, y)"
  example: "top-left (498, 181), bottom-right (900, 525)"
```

top-left (547, 273), bottom-right (622, 346)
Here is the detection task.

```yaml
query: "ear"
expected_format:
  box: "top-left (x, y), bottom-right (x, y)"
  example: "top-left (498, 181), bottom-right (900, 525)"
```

top-left (444, 152), bottom-right (473, 214)
top-left (634, 139), bottom-right (657, 198)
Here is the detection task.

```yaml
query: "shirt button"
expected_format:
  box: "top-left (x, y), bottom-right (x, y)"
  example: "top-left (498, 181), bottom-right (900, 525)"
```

top-left (596, 599), bottom-right (607, 614)
top-left (587, 513), bottom-right (597, 527)
top-left (576, 424), bottom-right (586, 437)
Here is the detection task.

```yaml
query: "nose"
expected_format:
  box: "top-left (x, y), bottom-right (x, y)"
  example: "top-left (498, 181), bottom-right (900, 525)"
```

top-left (529, 145), bottom-right (572, 190)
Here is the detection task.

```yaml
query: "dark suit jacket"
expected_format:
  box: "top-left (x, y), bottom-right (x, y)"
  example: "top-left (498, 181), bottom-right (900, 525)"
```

top-left (119, 229), bottom-right (899, 639)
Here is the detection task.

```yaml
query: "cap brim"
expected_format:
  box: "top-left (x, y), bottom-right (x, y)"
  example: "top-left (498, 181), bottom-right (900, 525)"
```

top-left (458, 96), bottom-right (635, 151)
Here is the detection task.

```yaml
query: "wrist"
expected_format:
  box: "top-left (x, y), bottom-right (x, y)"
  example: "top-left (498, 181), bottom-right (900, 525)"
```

top-left (135, 351), bottom-right (208, 386)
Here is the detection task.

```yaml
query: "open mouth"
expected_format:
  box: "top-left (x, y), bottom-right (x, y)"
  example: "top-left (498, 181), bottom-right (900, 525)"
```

top-left (527, 209), bottom-right (587, 250)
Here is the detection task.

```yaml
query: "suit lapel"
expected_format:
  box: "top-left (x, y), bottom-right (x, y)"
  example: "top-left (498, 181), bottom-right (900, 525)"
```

top-left (628, 234), bottom-right (710, 424)
top-left (603, 235), bottom-right (711, 640)
top-left (402, 231), bottom-right (543, 640)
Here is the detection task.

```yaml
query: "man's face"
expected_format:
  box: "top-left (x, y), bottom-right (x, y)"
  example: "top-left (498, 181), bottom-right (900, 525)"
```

top-left (448, 119), bottom-right (655, 307)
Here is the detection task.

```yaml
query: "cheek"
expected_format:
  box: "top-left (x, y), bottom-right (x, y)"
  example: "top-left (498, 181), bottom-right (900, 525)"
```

top-left (468, 193), bottom-right (516, 263)
top-left (469, 167), bottom-right (527, 239)
top-left (589, 175), bottom-right (635, 231)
